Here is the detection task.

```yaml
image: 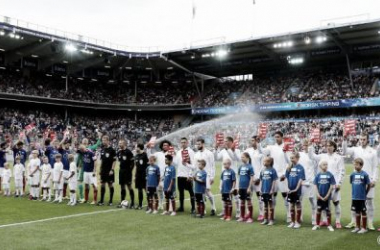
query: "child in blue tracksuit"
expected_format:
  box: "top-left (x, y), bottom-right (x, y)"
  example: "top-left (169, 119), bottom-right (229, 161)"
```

top-left (260, 157), bottom-right (278, 226)
top-left (146, 155), bottom-right (160, 214)
top-left (194, 159), bottom-right (207, 218)
top-left (162, 155), bottom-right (176, 216)
top-left (237, 152), bottom-right (255, 223)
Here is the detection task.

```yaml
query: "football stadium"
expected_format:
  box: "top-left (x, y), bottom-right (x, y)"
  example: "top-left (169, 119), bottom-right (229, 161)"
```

top-left (1, 0), bottom-right (380, 249)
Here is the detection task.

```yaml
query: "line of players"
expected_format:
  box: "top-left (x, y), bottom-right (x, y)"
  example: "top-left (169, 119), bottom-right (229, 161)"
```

top-left (0, 131), bottom-right (378, 233)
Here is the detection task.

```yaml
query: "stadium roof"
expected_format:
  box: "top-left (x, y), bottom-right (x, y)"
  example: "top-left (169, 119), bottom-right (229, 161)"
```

top-left (1, 18), bottom-right (380, 78)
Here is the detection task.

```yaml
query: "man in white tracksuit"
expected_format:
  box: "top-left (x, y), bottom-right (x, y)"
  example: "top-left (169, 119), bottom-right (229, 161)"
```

top-left (343, 133), bottom-right (378, 230)
top-left (260, 131), bottom-right (291, 222)
top-left (215, 136), bottom-right (241, 218)
top-left (308, 140), bottom-right (345, 229)
top-left (194, 138), bottom-right (216, 215)
top-left (245, 135), bottom-right (264, 221)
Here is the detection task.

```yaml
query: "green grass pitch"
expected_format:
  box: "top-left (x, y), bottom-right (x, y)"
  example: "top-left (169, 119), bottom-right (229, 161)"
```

top-left (0, 163), bottom-right (379, 250)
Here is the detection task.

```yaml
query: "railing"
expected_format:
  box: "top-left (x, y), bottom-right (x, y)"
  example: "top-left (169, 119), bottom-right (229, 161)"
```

top-left (0, 92), bottom-right (192, 111)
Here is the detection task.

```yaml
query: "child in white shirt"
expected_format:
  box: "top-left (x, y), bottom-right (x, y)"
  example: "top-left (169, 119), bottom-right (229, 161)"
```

top-left (13, 156), bottom-right (25, 197)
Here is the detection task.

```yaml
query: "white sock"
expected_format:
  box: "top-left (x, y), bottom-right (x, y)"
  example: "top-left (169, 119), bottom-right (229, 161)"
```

top-left (206, 191), bottom-right (216, 210)
top-left (48, 189), bottom-right (51, 200)
top-left (59, 190), bottom-right (63, 201)
top-left (335, 203), bottom-right (341, 223)
top-left (309, 197), bottom-right (317, 223)
top-left (55, 190), bottom-right (58, 200)
top-left (284, 196), bottom-right (290, 219)
top-left (73, 192), bottom-right (77, 203)
top-left (258, 197), bottom-right (264, 216)
top-left (366, 199), bottom-right (375, 224)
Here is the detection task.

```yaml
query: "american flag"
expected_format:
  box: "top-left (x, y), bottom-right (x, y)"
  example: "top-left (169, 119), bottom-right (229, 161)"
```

top-left (258, 123), bottom-right (268, 139)
top-left (344, 120), bottom-right (357, 136)
top-left (215, 132), bottom-right (224, 146)
top-left (283, 137), bottom-right (295, 152)
top-left (310, 128), bottom-right (321, 143)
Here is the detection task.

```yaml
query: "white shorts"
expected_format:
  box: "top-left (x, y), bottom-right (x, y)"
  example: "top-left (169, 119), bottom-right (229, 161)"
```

top-left (53, 180), bottom-right (64, 190)
top-left (275, 179), bottom-right (289, 193)
top-left (331, 188), bottom-right (341, 202)
top-left (367, 188), bottom-right (375, 199)
top-left (63, 170), bottom-right (70, 183)
top-left (2, 183), bottom-right (9, 189)
top-left (69, 180), bottom-right (77, 191)
top-left (14, 179), bottom-right (23, 189)
top-left (301, 185), bottom-right (315, 199)
top-left (30, 174), bottom-right (40, 186)
top-left (0, 168), bottom-right (3, 177)
top-left (84, 172), bottom-right (97, 187)
top-left (41, 179), bottom-right (52, 188)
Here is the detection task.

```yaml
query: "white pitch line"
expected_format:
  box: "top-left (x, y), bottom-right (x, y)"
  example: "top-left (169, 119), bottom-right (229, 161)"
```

top-left (0, 194), bottom-right (222, 229)
top-left (0, 209), bottom-right (122, 229)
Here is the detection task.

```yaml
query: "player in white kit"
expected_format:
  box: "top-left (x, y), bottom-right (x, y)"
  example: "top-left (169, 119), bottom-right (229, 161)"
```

top-left (215, 136), bottom-right (241, 218)
top-left (40, 156), bottom-right (52, 201)
top-left (308, 140), bottom-right (345, 229)
top-left (260, 131), bottom-right (291, 222)
top-left (298, 140), bottom-right (317, 225)
top-left (195, 138), bottom-right (216, 215)
top-left (66, 154), bottom-right (78, 206)
top-left (52, 154), bottom-right (64, 203)
top-left (245, 136), bottom-right (265, 221)
top-left (343, 132), bottom-right (378, 230)
top-left (28, 150), bottom-right (41, 201)
top-left (147, 140), bottom-right (172, 210)
top-left (13, 156), bottom-right (25, 197)
top-left (2, 162), bottom-right (12, 196)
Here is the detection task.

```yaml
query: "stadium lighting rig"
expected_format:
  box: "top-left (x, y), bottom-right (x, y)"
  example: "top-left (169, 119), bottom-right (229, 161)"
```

top-left (273, 41), bottom-right (293, 48)
top-left (201, 49), bottom-right (229, 59)
top-left (0, 30), bottom-right (5, 36)
top-left (315, 35), bottom-right (327, 44)
top-left (65, 43), bottom-right (77, 52)
top-left (287, 56), bottom-right (304, 65)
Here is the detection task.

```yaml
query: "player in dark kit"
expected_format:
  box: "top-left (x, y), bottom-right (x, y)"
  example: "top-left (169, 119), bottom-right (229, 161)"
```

top-left (116, 139), bottom-right (135, 208)
top-left (98, 135), bottom-right (117, 206)
top-left (134, 144), bottom-right (149, 209)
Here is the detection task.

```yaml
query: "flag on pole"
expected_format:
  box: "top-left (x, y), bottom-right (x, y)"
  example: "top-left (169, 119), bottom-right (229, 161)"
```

top-left (25, 123), bottom-right (35, 133)
top-left (344, 120), bottom-right (357, 136)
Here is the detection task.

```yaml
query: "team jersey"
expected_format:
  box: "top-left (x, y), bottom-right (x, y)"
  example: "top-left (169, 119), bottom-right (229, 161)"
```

top-left (13, 163), bottom-right (25, 179)
top-left (350, 170), bottom-right (370, 200)
top-left (82, 150), bottom-right (96, 172)
top-left (135, 153), bottom-right (148, 179)
top-left (220, 168), bottom-right (236, 194)
top-left (299, 151), bottom-right (316, 185)
top-left (117, 149), bottom-right (134, 172)
top-left (59, 148), bottom-right (71, 171)
top-left (314, 171), bottom-right (336, 198)
top-left (100, 146), bottom-right (116, 175)
top-left (2, 169), bottom-right (11, 182)
top-left (261, 143), bottom-right (288, 177)
top-left (260, 167), bottom-right (278, 194)
top-left (0, 149), bottom-right (6, 168)
top-left (45, 146), bottom-right (59, 169)
top-left (69, 162), bottom-right (77, 180)
top-left (29, 158), bottom-right (41, 174)
top-left (13, 148), bottom-right (27, 165)
top-left (194, 148), bottom-right (215, 180)
top-left (163, 165), bottom-right (176, 191)
top-left (146, 165), bottom-right (160, 187)
top-left (194, 169), bottom-right (207, 194)
top-left (215, 148), bottom-right (241, 172)
top-left (41, 163), bottom-right (52, 178)
top-left (308, 149), bottom-right (345, 186)
top-left (176, 147), bottom-right (196, 178)
top-left (343, 142), bottom-right (378, 182)
top-left (53, 162), bottom-right (64, 182)
top-left (238, 163), bottom-right (254, 189)
top-left (285, 164), bottom-right (306, 194)
top-left (245, 147), bottom-right (264, 178)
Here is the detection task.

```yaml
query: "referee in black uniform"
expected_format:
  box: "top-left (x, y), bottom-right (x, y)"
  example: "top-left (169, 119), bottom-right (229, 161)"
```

top-left (98, 135), bottom-right (116, 206)
top-left (134, 144), bottom-right (149, 209)
top-left (116, 139), bottom-right (135, 208)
